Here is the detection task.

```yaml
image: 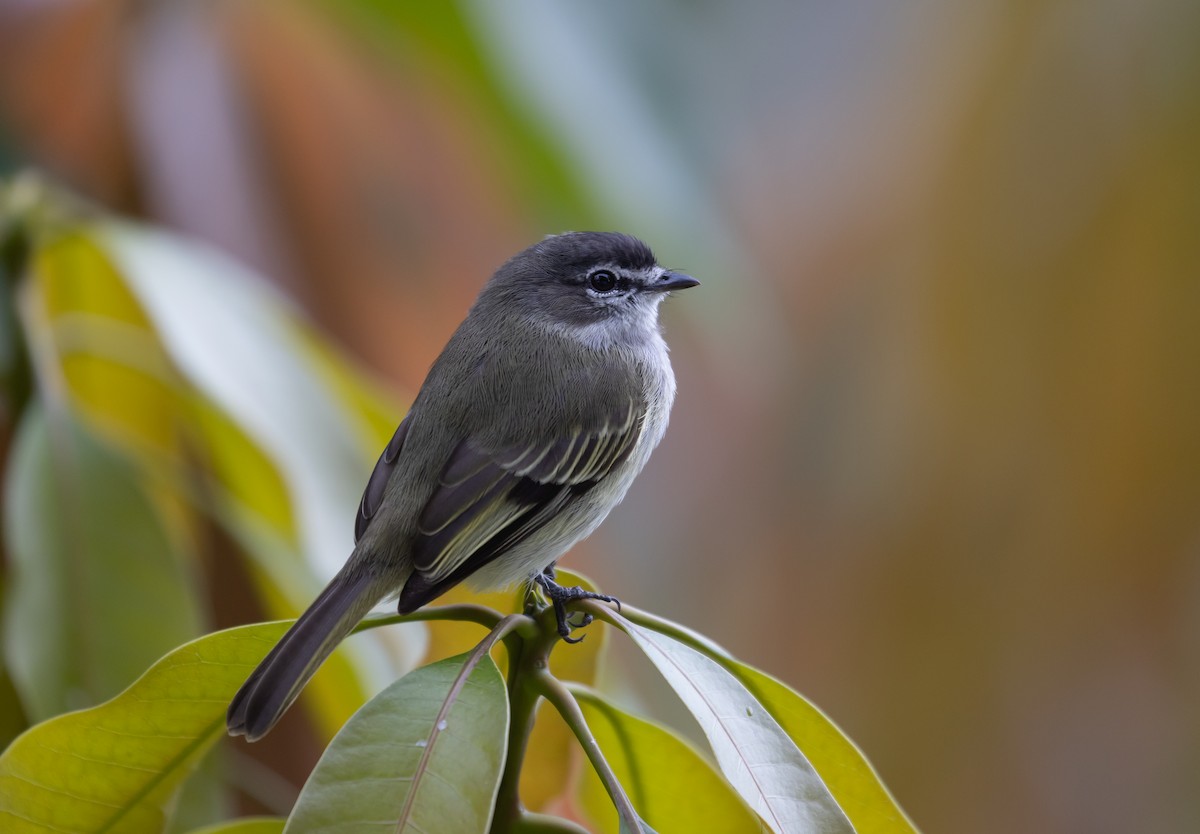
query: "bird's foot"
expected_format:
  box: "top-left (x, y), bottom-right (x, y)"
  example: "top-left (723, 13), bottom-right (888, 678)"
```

top-left (534, 567), bottom-right (621, 643)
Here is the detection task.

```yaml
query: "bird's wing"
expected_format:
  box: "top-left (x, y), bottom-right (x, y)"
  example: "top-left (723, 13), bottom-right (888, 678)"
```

top-left (397, 396), bottom-right (644, 611)
top-left (354, 413), bottom-right (412, 543)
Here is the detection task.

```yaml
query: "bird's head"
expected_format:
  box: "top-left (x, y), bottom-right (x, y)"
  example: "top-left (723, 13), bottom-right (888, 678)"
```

top-left (479, 232), bottom-right (699, 347)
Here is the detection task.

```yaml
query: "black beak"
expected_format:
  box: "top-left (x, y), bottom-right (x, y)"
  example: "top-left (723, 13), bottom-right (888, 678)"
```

top-left (652, 271), bottom-right (700, 292)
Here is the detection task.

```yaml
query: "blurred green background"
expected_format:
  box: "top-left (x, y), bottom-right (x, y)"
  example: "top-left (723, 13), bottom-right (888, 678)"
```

top-left (2, 2), bottom-right (1200, 832)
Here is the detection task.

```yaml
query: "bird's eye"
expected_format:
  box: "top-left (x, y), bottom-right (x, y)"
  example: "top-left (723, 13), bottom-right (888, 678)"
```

top-left (588, 269), bottom-right (619, 293)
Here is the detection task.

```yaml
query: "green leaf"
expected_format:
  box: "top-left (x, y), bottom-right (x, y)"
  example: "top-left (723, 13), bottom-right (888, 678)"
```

top-left (622, 610), bottom-right (917, 833)
top-left (618, 620), bottom-right (853, 834)
top-left (0, 621), bottom-right (288, 834)
top-left (96, 221), bottom-right (425, 734)
top-left (100, 222), bottom-right (386, 580)
top-left (573, 686), bottom-right (762, 834)
top-left (31, 229), bottom-right (184, 459)
top-left (285, 652), bottom-right (509, 834)
top-left (2, 401), bottom-right (202, 721)
top-left (728, 664), bottom-right (916, 834)
top-left (182, 818), bottom-right (286, 834)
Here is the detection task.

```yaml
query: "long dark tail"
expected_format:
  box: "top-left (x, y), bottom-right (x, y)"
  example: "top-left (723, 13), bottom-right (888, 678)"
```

top-left (227, 567), bottom-right (388, 741)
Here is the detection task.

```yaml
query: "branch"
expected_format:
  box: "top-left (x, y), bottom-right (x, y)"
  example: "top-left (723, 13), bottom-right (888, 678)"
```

top-left (534, 669), bottom-right (643, 832)
top-left (351, 602), bottom-right (507, 633)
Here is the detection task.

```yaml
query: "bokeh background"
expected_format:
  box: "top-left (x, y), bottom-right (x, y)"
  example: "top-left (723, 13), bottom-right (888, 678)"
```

top-left (3, 1), bottom-right (1200, 832)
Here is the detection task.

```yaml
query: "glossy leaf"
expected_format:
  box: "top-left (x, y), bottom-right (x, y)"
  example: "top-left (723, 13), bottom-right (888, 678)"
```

top-left (0, 621), bottom-right (289, 834)
top-left (97, 221), bottom-right (426, 727)
top-left (729, 664), bottom-right (916, 834)
top-left (573, 686), bottom-right (762, 834)
top-left (100, 221), bottom-right (382, 583)
top-left (624, 609), bottom-right (916, 833)
top-left (32, 230), bottom-right (183, 459)
top-left (2, 401), bottom-right (201, 721)
top-left (11, 215), bottom-right (403, 741)
top-left (285, 652), bottom-right (509, 834)
top-left (618, 619), bottom-right (853, 834)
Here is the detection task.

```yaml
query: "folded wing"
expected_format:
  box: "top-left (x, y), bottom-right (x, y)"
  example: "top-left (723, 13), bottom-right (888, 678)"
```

top-left (354, 414), bottom-right (413, 543)
top-left (398, 396), bottom-right (644, 610)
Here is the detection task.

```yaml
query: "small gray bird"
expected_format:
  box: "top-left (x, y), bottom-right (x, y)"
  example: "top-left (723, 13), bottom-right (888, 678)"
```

top-left (227, 231), bottom-right (698, 741)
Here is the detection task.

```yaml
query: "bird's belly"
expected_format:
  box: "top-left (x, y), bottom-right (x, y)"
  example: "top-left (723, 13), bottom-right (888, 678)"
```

top-left (464, 466), bottom-right (642, 592)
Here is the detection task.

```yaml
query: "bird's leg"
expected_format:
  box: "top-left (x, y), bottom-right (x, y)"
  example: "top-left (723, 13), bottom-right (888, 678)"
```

top-left (534, 563), bottom-right (620, 643)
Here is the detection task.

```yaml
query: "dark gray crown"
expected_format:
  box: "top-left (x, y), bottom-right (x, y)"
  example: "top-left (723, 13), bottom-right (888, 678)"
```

top-left (529, 232), bottom-right (658, 273)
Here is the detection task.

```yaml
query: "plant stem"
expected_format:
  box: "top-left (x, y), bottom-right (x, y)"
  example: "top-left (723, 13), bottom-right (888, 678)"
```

top-left (352, 602), bottom-right (507, 633)
top-left (447, 597), bottom-right (631, 833)
top-left (491, 604), bottom-right (562, 833)
top-left (581, 599), bottom-right (731, 660)
top-left (535, 668), bottom-right (643, 832)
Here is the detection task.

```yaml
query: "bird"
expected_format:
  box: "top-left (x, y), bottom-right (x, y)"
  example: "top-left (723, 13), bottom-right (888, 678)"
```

top-left (227, 231), bottom-right (699, 741)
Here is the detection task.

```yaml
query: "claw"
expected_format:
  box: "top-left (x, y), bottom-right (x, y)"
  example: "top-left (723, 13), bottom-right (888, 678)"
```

top-left (534, 566), bottom-right (620, 643)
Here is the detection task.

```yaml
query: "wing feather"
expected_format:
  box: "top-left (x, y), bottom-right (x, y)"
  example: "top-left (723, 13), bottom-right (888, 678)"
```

top-left (533, 433), bottom-right (579, 482)
top-left (355, 414), bottom-right (412, 542)
top-left (417, 461), bottom-right (509, 536)
top-left (399, 395), bottom-right (645, 610)
top-left (576, 431), bottom-right (615, 482)
top-left (509, 438), bottom-right (557, 477)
